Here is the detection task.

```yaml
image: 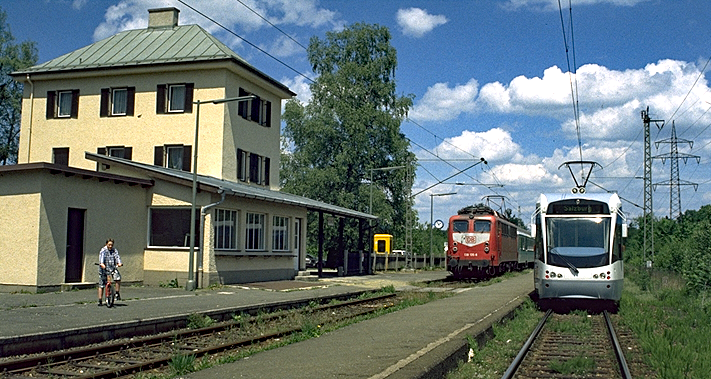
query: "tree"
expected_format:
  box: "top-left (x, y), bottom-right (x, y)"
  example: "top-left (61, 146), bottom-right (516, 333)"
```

top-left (0, 7), bottom-right (37, 164)
top-left (281, 23), bottom-right (414, 262)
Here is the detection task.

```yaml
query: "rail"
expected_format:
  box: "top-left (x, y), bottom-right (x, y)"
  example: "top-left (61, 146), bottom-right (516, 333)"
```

top-left (501, 309), bottom-right (631, 379)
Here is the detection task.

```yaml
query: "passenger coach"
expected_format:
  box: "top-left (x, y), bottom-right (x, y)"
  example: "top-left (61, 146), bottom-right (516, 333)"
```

top-left (531, 193), bottom-right (627, 301)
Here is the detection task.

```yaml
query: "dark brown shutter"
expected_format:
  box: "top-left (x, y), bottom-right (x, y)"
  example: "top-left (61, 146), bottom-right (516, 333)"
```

top-left (237, 148), bottom-right (244, 181)
top-left (46, 91), bottom-right (56, 119)
top-left (70, 90), bottom-right (80, 119)
top-left (184, 83), bottom-right (193, 113)
top-left (100, 88), bottom-right (110, 117)
top-left (126, 87), bottom-right (135, 116)
top-left (265, 101), bottom-right (272, 127)
top-left (250, 96), bottom-right (261, 122)
top-left (97, 147), bottom-right (106, 155)
top-left (154, 146), bottom-right (164, 166)
top-left (124, 147), bottom-right (132, 160)
top-left (249, 153), bottom-right (259, 182)
top-left (238, 88), bottom-right (249, 118)
top-left (156, 85), bottom-right (166, 114)
top-left (264, 157), bottom-right (270, 185)
top-left (182, 145), bottom-right (192, 171)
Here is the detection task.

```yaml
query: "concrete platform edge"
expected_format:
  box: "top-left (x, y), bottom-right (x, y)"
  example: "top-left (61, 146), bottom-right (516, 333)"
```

top-left (385, 292), bottom-right (532, 379)
top-left (0, 289), bottom-right (372, 357)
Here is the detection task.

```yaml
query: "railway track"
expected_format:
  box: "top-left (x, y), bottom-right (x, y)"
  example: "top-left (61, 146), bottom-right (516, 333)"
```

top-left (0, 293), bottom-right (396, 379)
top-left (502, 309), bottom-right (632, 379)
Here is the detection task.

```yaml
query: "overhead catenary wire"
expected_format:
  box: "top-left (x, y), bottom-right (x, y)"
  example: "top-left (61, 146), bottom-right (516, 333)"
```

top-left (176, 0), bottom-right (314, 84)
top-left (233, 0), bottom-right (309, 51)
top-left (558, 0), bottom-right (583, 162)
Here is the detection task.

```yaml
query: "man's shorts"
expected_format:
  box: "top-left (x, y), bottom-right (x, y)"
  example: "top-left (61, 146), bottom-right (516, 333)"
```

top-left (98, 269), bottom-right (121, 287)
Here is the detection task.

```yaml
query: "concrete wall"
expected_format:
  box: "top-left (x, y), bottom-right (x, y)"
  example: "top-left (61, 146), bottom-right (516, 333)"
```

top-left (0, 169), bottom-right (148, 292)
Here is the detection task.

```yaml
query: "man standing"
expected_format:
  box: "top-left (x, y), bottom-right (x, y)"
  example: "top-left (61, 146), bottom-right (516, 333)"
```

top-left (98, 239), bottom-right (123, 306)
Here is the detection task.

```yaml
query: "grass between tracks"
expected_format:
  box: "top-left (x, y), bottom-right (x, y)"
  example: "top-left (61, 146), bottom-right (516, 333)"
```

top-left (134, 286), bottom-right (451, 379)
top-left (448, 267), bottom-right (711, 379)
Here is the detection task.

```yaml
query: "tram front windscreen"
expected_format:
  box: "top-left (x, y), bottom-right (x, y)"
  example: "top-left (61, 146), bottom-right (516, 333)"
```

top-left (546, 217), bottom-right (610, 268)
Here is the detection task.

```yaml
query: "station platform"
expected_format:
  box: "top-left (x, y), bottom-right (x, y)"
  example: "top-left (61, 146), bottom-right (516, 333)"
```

top-left (0, 270), bottom-right (534, 378)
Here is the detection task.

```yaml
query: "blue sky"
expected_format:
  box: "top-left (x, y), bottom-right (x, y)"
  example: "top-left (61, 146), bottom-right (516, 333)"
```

top-left (5, 0), bottom-right (711, 226)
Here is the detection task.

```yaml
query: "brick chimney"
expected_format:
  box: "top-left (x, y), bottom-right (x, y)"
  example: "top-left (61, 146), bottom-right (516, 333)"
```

top-left (148, 7), bottom-right (180, 29)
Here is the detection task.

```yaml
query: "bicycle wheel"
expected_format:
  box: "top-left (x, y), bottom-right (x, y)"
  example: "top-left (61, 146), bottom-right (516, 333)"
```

top-left (106, 283), bottom-right (115, 308)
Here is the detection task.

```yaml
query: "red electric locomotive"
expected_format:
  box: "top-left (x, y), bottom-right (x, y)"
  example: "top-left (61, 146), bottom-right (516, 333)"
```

top-left (447, 205), bottom-right (519, 279)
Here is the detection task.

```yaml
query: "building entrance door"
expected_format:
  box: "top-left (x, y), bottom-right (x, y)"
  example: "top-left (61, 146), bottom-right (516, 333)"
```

top-left (65, 208), bottom-right (86, 283)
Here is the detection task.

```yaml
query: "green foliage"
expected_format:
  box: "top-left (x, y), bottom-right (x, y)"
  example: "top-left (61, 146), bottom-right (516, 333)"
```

top-left (281, 23), bottom-right (415, 263)
top-left (621, 271), bottom-right (711, 379)
top-left (549, 354), bottom-right (595, 375)
top-left (159, 278), bottom-right (179, 288)
top-left (186, 314), bottom-right (214, 329)
top-left (0, 6), bottom-right (38, 164)
top-left (168, 354), bottom-right (195, 375)
top-left (625, 205), bottom-right (711, 296)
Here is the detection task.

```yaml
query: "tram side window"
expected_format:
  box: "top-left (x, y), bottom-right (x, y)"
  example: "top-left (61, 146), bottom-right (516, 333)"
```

top-left (612, 217), bottom-right (623, 262)
top-left (453, 220), bottom-right (469, 232)
top-left (474, 220), bottom-right (490, 232)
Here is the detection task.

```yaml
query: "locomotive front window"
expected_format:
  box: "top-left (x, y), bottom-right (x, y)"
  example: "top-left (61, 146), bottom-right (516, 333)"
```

top-left (452, 220), bottom-right (469, 233)
top-left (474, 220), bottom-right (491, 233)
top-left (545, 217), bottom-right (611, 268)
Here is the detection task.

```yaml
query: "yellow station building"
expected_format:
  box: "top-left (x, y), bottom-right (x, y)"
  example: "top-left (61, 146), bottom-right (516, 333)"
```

top-left (0, 7), bottom-right (375, 292)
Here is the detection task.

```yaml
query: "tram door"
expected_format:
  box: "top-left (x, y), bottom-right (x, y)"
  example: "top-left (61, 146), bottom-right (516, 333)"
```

top-left (65, 208), bottom-right (86, 283)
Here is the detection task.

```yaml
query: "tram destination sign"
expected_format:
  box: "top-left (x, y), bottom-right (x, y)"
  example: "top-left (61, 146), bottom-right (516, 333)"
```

top-left (548, 201), bottom-right (608, 215)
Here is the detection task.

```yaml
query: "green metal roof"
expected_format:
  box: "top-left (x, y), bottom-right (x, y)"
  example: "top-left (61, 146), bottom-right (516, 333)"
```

top-left (13, 24), bottom-right (295, 96)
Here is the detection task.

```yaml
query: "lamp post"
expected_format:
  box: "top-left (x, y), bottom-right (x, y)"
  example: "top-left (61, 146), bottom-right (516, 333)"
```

top-left (187, 95), bottom-right (256, 291)
top-left (430, 192), bottom-right (456, 258)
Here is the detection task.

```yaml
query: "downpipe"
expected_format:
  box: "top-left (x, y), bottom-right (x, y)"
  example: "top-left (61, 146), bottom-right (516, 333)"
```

top-left (197, 188), bottom-right (230, 288)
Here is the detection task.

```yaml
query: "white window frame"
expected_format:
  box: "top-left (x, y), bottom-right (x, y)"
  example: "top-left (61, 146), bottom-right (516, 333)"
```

top-left (166, 146), bottom-right (183, 170)
top-left (245, 212), bottom-right (265, 251)
top-left (111, 88), bottom-right (128, 116)
top-left (272, 216), bottom-right (289, 251)
top-left (215, 209), bottom-right (238, 250)
top-left (57, 91), bottom-right (73, 118)
top-left (168, 84), bottom-right (186, 113)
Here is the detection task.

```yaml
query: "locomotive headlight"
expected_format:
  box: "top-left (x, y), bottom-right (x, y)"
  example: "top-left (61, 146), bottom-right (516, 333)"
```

top-left (593, 274), bottom-right (599, 279)
top-left (557, 273), bottom-right (562, 278)
top-left (600, 272), bottom-right (605, 279)
top-left (484, 247), bottom-right (489, 253)
top-left (453, 246), bottom-right (458, 252)
top-left (550, 271), bottom-right (556, 278)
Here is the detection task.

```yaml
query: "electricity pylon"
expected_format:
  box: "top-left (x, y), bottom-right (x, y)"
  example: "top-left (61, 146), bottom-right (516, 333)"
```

top-left (653, 121), bottom-right (700, 219)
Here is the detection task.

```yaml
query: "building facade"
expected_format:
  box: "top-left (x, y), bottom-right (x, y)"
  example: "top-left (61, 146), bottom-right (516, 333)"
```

top-left (1, 7), bottom-right (375, 292)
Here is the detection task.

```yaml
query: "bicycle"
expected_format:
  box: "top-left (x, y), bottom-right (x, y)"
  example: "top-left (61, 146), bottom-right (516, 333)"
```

top-left (95, 263), bottom-right (120, 308)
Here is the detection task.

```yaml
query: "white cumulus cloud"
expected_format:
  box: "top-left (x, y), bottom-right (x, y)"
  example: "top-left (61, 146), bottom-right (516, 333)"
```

top-left (409, 79), bottom-right (479, 121)
top-left (396, 7), bottom-right (448, 38)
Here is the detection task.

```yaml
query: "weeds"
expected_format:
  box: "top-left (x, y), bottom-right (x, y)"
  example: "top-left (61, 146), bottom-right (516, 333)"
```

top-left (549, 354), bottom-right (595, 375)
top-left (159, 278), bottom-right (179, 288)
top-left (187, 314), bottom-right (214, 329)
top-left (168, 354), bottom-right (195, 375)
